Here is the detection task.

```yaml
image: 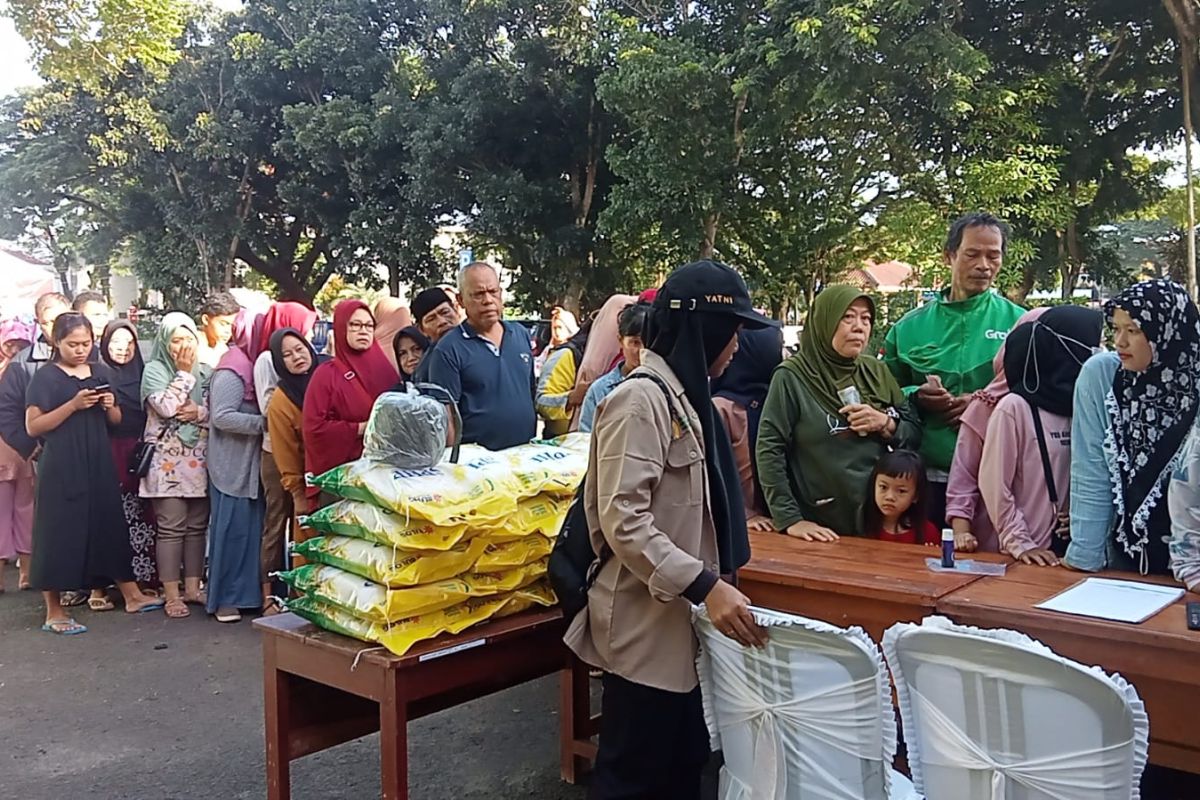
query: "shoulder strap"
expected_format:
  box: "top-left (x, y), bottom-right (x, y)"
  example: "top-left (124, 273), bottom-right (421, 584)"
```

top-left (627, 371), bottom-right (689, 437)
top-left (1029, 403), bottom-right (1058, 505)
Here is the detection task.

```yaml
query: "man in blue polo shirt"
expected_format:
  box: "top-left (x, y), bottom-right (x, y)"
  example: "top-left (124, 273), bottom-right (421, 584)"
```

top-left (424, 261), bottom-right (536, 450)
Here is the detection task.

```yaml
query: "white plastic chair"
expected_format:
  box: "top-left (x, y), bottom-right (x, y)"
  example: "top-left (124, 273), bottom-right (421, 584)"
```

top-left (883, 616), bottom-right (1148, 800)
top-left (694, 605), bottom-right (920, 800)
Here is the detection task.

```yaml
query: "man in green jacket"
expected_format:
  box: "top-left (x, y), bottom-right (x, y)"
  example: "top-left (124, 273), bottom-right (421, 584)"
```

top-left (884, 212), bottom-right (1026, 526)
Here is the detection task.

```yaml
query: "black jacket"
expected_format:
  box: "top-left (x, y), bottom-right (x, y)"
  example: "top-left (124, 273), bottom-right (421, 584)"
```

top-left (0, 337), bottom-right (54, 459)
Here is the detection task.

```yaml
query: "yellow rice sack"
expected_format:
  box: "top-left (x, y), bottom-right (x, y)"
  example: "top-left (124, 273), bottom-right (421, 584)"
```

top-left (287, 594), bottom-right (385, 643)
top-left (278, 561), bottom-right (550, 623)
top-left (498, 438), bottom-right (589, 498)
top-left (291, 535), bottom-right (487, 587)
top-left (309, 448), bottom-right (526, 525)
top-left (472, 534), bottom-right (555, 573)
top-left (493, 579), bottom-right (559, 619)
top-left (475, 494), bottom-right (569, 541)
top-left (301, 500), bottom-right (473, 551)
top-left (377, 594), bottom-right (513, 656)
top-left (307, 438), bottom-right (590, 523)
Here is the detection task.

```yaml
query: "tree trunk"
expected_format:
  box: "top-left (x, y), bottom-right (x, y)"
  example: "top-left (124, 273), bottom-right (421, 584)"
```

top-left (388, 262), bottom-right (401, 297)
top-left (700, 213), bottom-right (719, 259)
top-left (1184, 36), bottom-right (1198, 302)
top-left (1062, 218), bottom-right (1084, 300)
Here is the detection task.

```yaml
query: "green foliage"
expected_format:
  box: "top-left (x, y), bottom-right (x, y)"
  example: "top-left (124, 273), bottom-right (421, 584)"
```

top-left (0, 0), bottom-right (1191, 309)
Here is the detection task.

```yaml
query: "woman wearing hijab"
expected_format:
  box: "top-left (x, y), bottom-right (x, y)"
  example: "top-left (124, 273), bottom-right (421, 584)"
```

top-left (977, 307), bottom-right (1103, 565)
top-left (535, 306), bottom-right (579, 374)
top-left (100, 320), bottom-right (157, 599)
top-left (0, 318), bottom-right (35, 592)
top-left (945, 307), bottom-right (1045, 553)
top-left (206, 310), bottom-right (266, 623)
top-left (392, 325), bottom-right (430, 385)
top-left (251, 302), bottom-right (318, 613)
top-left (266, 328), bottom-right (323, 569)
top-left (564, 261), bottom-right (772, 799)
top-left (373, 297), bottom-right (412, 372)
top-left (140, 313), bottom-right (211, 619)
top-left (536, 317), bottom-right (593, 437)
top-left (303, 300), bottom-right (398, 505)
top-left (1066, 280), bottom-right (1200, 577)
top-left (711, 326), bottom-right (785, 531)
top-left (757, 285), bottom-right (922, 539)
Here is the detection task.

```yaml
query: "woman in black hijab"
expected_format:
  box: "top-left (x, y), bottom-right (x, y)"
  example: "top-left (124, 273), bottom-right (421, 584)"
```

top-left (266, 328), bottom-right (324, 577)
top-left (564, 260), bottom-right (776, 800)
top-left (711, 326), bottom-right (785, 529)
top-left (100, 319), bottom-right (158, 597)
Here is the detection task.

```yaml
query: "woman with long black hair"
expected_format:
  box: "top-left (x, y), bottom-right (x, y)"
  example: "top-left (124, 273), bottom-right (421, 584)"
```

top-left (564, 260), bottom-right (774, 799)
top-left (26, 313), bottom-right (162, 633)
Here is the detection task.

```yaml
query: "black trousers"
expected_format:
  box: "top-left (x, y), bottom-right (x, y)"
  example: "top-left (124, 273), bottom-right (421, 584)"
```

top-left (927, 479), bottom-right (948, 531)
top-left (589, 672), bottom-right (710, 800)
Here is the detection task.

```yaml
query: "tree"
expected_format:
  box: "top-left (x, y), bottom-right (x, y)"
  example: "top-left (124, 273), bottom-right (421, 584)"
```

top-left (406, 0), bottom-right (617, 314)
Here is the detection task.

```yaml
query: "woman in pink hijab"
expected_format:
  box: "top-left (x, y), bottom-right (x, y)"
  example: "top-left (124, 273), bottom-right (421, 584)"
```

top-left (372, 298), bottom-right (412, 372)
top-left (945, 306), bottom-right (1047, 552)
top-left (573, 295), bottom-right (638, 414)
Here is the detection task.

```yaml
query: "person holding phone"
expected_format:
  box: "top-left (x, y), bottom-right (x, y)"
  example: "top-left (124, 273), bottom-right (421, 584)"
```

top-left (757, 285), bottom-right (921, 539)
top-left (883, 213), bottom-right (1026, 527)
top-left (26, 313), bottom-right (163, 634)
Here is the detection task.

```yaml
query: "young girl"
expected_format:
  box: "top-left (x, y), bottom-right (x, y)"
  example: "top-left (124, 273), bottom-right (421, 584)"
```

top-left (863, 450), bottom-right (938, 545)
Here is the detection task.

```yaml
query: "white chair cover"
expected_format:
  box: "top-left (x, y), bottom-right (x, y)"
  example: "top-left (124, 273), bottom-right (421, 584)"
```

top-left (883, 616), bottom-right (1148, 800)
top-left (694, 605), bottom-right (918, 800)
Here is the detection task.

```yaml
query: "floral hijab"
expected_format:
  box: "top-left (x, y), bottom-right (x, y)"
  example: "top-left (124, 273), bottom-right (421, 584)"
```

top-left (1104, 279), bottom-right (1200, 570)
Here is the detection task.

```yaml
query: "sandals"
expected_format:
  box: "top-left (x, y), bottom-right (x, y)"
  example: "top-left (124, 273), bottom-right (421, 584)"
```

top-left (183, 591), bottom-right (207, 607)
top-left (261, 599), bottom-right (283, 617)
top-left (164, 598), bottom-right (190, 619)
top-left (126, 598), bottom-right (166, 614)
top-left (88, 597), bottom-right (116, 612)
top-left (60, 591), bottom-right (88, 607)
top-left (214, 606), bottom-right (242, 624)
top-left (42, 618), bottom-right (87, 635)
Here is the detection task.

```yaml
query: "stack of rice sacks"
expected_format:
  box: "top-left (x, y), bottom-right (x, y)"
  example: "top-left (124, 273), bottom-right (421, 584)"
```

top-left (279, 434), bottom-right (589, 656)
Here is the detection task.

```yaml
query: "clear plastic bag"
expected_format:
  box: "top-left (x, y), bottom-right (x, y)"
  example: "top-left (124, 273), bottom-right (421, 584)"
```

top-left (363, 387), bottom-right (450, 469)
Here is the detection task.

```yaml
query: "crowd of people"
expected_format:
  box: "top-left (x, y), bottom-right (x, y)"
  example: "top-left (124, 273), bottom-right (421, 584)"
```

top-left (3, 212), bottom-right (1200, 793)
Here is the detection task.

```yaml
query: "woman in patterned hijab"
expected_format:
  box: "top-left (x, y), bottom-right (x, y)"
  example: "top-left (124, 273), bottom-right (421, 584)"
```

top-left (1105, 279), bottom-right (1200, 574)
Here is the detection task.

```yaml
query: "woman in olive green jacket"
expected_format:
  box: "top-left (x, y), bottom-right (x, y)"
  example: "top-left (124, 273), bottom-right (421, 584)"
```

top-left (756, 285), bottom-right (922, 539)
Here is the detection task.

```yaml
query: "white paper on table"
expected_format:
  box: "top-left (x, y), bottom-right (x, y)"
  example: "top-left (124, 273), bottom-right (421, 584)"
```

top-left (1034, 577), bottom-right (1184, 624)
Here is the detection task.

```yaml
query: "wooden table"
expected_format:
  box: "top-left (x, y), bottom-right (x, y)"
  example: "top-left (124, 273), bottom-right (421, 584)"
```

top-left (255, 610), bottom-right (597, 800)
top-left (738, 533), bottom-right (1008, 640)
top-left (939, 564), bottom-right (1200, 774)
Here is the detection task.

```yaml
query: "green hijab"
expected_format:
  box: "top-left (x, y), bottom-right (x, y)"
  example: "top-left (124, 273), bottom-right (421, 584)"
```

top-left (140, 312), bottom-right (211, 447)
top-left (780, 284), bottom-right (905, 414)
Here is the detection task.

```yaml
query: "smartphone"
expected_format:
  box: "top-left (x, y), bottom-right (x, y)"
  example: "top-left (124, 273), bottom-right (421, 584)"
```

top-left (92, 383), bottom-right (112, 393)
top-left (926, 374), bottom-right (944, 390)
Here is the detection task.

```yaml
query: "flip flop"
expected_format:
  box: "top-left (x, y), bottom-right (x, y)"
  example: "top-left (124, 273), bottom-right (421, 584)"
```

top-left (164, 598), bottom-right (190, 619)
top-left (88, 597), bottom-right (116, 612)
top-left (126, 599), bottom-right (166, 614)
top-left (60, 591), bottom-right (88, 607)
top-left (214, 607), bottom-right (242, 623)
top-left (42, 618), bottom-right (87, 635)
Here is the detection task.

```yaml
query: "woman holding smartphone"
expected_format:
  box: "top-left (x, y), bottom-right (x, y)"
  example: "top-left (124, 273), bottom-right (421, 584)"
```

top-left (26, 313), bottom-right (163, 634)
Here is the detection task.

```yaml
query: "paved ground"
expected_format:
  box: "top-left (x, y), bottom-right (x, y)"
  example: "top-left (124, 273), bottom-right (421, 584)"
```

top-left (0, 563), bottom-right (592, 800)
top-left (3, 560), bottom-right (1198, 799)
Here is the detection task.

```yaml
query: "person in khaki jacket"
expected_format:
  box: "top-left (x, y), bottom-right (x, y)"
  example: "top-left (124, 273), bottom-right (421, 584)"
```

top-left (565, 260), bottom-right (775, 799)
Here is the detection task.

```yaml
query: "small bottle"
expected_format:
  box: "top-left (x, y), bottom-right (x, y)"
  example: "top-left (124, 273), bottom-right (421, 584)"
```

top-left (941, 528), bottom-right (955, 569)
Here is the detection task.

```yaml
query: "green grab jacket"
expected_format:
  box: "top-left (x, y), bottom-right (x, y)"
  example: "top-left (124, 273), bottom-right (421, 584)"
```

top-left (883, 289), bottom-right (1026, 472)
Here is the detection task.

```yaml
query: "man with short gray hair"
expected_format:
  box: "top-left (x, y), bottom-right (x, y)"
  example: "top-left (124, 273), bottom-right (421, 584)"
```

top-left (424, 262), bottom-right (536, 450)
